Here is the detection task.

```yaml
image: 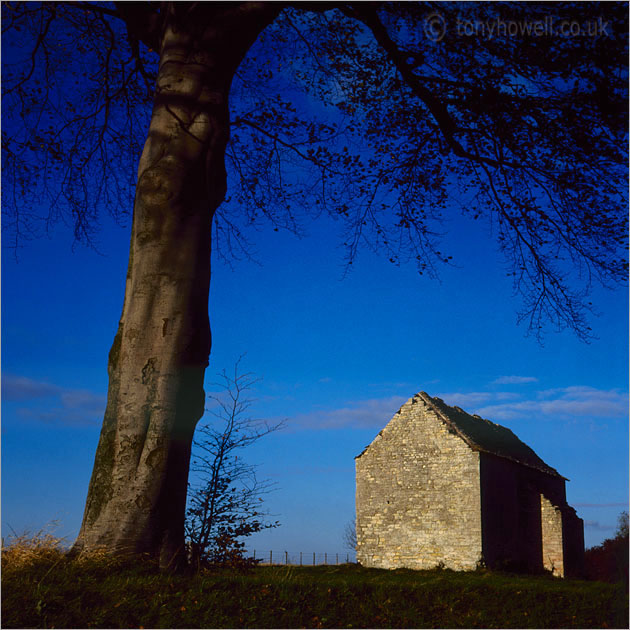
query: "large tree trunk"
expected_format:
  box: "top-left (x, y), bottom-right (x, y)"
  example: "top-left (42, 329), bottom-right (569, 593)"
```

top-left (73, 3), bottom-right (281, 568)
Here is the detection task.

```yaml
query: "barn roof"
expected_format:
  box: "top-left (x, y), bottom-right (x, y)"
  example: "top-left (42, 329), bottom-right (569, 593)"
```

top-left (418, 392), bottom-right (565, 478)
top-left (357, 391), bottom-right (565, 479)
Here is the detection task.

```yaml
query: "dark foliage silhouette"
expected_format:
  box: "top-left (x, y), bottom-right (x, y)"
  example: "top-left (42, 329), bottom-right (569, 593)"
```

top-left (585, 511), bottom-right (629, 584)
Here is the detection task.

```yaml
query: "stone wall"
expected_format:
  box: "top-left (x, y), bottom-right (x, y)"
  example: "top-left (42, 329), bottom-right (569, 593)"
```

top-left (541, 494), bottom-right (564, 577)
top-left (478, 452), bottom-right (580, 574)
top-left (561, 507), bottom-right (585, 578)
top-left (355, 394), bottom-right (483, 570)
top-left (479, 453), bottom-right (561, 572)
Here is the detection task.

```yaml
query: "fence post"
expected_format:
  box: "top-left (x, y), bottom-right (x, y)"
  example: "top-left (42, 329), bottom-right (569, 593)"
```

top-left (346, 553), bottom-right (349, 563)
top-left (313, 552), bottom-right (315, 566)
top-left (270, 550), bottom-right (272, 565)
top-left (300, 552), bottom-right (303, 566)
top-left (325, 553), bottom-right (327, 565)
top-left (285, 551), bottom-right (288, 565)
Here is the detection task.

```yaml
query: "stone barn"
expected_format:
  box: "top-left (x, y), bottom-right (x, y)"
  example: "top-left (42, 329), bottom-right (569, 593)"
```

top-left (355, 391), bottom-right (584, 577)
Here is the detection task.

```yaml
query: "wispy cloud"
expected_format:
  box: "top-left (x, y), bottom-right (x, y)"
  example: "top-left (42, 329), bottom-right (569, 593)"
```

top-left (2, 375), bottom-right (60, 400)
top-left (584, 520), bottom-right (615, 531)
top-left (278, 383), bottom-right (628, 433)
top-left (435, 391), bottom-right (526, 410)
top-left (491, 375), bottom-right (538, 385)
top-left (475, 387), bottom-right (628, 421)
top-left (287, 396), bottom-right (407, 431)
top-left (574, 502), bottom-right (629, 509)
top-left (435, 391), bottom-right (494, 408)
top-left (3, 373), bottom-right (105, 426)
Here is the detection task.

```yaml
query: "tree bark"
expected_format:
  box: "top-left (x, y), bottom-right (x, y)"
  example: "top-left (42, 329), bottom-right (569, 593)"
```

top-left (73, 2), bottom-right (282, 568)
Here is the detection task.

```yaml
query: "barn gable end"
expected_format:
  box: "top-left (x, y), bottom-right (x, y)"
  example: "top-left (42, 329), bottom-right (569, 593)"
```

top-left (355, 393), bottom-right (483, 571)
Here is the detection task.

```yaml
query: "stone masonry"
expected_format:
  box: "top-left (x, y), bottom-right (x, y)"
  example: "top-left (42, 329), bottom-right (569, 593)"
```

top-left (541, 494), bottom-right (564, 577)
top-left (355, 394), bottom-right (483, 571)
top-left (355, 391), bottom-right (584, 577)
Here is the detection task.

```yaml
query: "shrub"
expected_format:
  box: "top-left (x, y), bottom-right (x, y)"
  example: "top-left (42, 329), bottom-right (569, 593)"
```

top-left (584, 511), bottom-right (629, 584)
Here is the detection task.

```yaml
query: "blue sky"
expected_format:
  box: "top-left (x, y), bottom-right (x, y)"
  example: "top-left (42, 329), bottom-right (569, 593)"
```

top-left (2, 193), bottom-right (628, 558)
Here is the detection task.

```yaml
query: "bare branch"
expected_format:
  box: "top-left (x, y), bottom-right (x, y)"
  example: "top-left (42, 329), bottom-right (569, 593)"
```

top-left (186, 359), bottom-right (283, 567)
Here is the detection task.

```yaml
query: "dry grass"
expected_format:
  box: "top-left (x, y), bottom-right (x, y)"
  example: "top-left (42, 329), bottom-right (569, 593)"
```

top-left (1, 524), bottom-right (67, 573)
top-left (1, 524), bottom-right (125, 574)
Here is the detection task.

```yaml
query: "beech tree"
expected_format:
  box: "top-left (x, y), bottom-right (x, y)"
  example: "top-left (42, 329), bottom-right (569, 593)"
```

top-left (2, 2), bottom-right (627, 566)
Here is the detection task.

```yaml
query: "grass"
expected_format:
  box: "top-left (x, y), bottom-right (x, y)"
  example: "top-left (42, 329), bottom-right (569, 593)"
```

top-left (2, 534), bottom-right (628, 628)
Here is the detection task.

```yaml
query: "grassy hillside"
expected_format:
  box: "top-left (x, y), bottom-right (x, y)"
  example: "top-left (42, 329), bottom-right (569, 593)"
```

top-left (2, 541), bottom-right (627, 628)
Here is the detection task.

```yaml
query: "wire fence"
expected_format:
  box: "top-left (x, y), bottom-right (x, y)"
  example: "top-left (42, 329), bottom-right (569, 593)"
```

top-left (247, 550), bottom-right (356, 566)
